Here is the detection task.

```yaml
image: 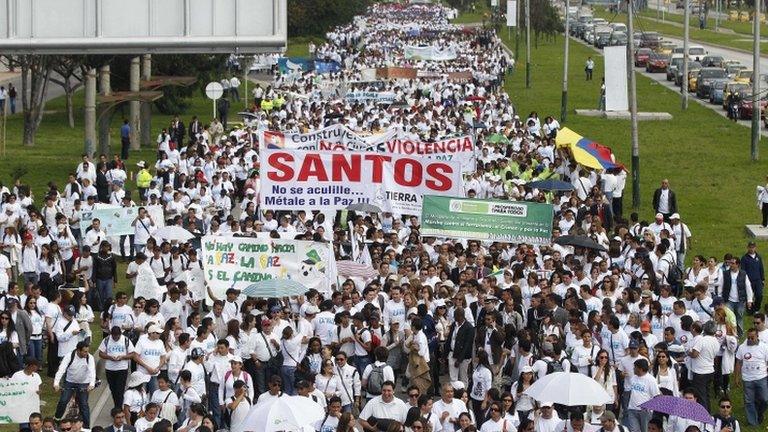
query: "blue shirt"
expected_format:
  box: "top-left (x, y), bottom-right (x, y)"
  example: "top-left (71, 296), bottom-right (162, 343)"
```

top-left (120, 123), bottom-right (131, 138)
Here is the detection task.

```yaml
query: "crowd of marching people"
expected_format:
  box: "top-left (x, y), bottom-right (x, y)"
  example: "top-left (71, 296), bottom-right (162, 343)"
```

top-left (0, 3), bottom-right (767, 432)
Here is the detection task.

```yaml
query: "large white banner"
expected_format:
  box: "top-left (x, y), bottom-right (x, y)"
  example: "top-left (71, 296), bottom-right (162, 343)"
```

top-left (404, 45), bottom-right (458, 61)
top-left (200, 236), bottom-right (335, 297)
top-left (80, 205), bottom-right (165, 237)
top-left (604, 46), bottom-right (629, 111)
top-left (0, 377), bottom-right (40, 424)
top-left (259, 148), bottom-right (463, 214)
top-left (345, 91), bottom-right (396, 104)
top-left (507, 1), bottom-right (518, 27)
top-left (261, 124), bottom-right (476, 172)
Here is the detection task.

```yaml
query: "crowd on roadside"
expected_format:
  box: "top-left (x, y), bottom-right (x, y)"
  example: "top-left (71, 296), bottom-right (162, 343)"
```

top-left (1, 3), bottom-right (767, 432)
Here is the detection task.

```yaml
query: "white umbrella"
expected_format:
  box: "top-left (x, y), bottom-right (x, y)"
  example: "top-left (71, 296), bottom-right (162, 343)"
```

top-left (153, 226), bottom-right (195, 242)
top-left (523, 371), bottom-right (611, 406)
top-left (233, 395), bottom-right (325, 432)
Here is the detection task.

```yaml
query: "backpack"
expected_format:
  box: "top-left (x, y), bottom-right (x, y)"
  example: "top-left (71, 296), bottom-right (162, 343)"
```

top-left (545, 359), bottom-right (564, 374)
top-left (664, 258), bottom-right (683, 289)
top-left (366, 363), bottom-right (386, 396)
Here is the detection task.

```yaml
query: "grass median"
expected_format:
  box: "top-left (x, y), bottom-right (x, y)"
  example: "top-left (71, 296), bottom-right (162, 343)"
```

top-left (636, 8), bottom-right (768, 37)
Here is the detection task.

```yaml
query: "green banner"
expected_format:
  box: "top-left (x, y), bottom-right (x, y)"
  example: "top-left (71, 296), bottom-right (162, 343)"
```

top-left (420, 195), bottom-right (554, 244)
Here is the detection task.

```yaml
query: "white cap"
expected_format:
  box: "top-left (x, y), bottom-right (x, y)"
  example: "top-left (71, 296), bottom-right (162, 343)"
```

top-left (230, 355), bottom-right (243, 363)
top-left (148, 324), bottom-right (163, 334)
top-left (452, 381), bottom-right (466, 390)
top-left (304, 305), bottom-right (320, 315)
top-left (540, 401), bottom-right (554, 408)
top-left (246, 188), bottom-right (255, 195)
top-left (137, 161), bottom-right (146, 168)
top-left (670, 213), bottom-right (681, 220)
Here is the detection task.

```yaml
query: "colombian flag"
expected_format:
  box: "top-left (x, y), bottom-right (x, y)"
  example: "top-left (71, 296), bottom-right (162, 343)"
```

top-left (555, 127), bottom-right (624, 170)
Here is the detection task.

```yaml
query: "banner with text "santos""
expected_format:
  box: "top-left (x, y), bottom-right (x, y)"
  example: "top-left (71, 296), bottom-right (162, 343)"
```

top-left (261, 124), bottom-right (476, 172)
top-left (201, 236), bottom-right (335, 297)
top-left (260, 148), bottom-right (463, 214)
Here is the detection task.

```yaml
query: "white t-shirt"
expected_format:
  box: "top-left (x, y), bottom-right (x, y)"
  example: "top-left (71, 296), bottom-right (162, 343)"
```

top-left (359, 396), bottom-right (409, 424)
top-left (735, 342), bottom-right (768, 381)
top-left (481, 417), bottom-right (515, 432)
top-left (627, 373), bottom-right (660, 410)
top-left (690, 335), bottom-right (720, 374)
top-left (133, 338), bottom-right (166, 377)
top-left (99, 335), bottom-right (134, 371)
top-left (314, 414), bottom-right (340, 432)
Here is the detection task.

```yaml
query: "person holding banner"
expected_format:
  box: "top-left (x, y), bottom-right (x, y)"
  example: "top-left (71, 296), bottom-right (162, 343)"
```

top-left (131, 208), bottom-right (156, 256)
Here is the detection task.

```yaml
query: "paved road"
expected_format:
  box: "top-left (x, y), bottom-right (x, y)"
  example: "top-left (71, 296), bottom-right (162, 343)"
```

top-left (571, 33), bottom-right (768, 135)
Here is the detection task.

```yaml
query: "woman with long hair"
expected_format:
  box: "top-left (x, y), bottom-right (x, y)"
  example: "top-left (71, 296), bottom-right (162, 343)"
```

top-left (501, 391), bottom-right (520, 426)
top-left (455, 390), bottom-right (476, 427)
top-left (470, 349), bottom-right (493, 423)
top-left (225, 318), bottom-right (243, 356)
top-left (24, 296), bottom-right (44, 362)
top-left (685, 255), bottom-right (710, 289)
top-left (336, 412), bottom-right (358, 432)
top-left (0, 311), bottom-right (19, 355)
top-left (316, 358), bottom-right (341, 402)
top-left (590, 348), bottom-right (618, 413)
top-left (72, 290), bottom-right (94, 345)
top-left (136, 299), bottom-right (165, 334)
top-left (651, 349), bottom-right (679, 396)
top-left (512, 366), bottom-right (536, 421)
top-left (280, 325), bottom-right (304, 395)
top-left (713, 308), bottom-right (738, 396)
top-left (383, 320), bottom-right (404, 382)
top-left (647, 301), bottom-right (667, 340)
top-left (303, 337), bottom-right (324, 378)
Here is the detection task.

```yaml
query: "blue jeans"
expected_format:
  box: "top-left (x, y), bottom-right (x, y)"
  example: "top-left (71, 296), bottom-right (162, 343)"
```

top-left (207, 382), bottom-right (221, 426)
top-left (728, 301), bottom-right (746, 337)
top-left (744, 378), bottom-right (768, 425)
top-left (625, 408), bottom-right (651, 432)
top-left (146, 375), bottom-right (158, 396)
top-left (28, 339), bottom-right (42, 362)
top-left (95, 279), bottom-right (114, 310)
top-left (281, 366), bottom-right (296, 395)
top-left (55, 382), bottom-right (91, 427)
top-left (352, 355), bottom-right (372, 378)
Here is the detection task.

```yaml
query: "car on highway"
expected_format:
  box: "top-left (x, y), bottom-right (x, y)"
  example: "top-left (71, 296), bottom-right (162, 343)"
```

top-left (646, 52), bottom-right (669, 72)
top-left (610, 22), bottom-right (627, 33)
top-left (610, 31), bottom-right (627, 46)
top-left (738, 95), bottom-right (768, 120)
top-left (700, 55), bottom-right (724, 68)
top-left (656, 40), bottom-right (676, 55)
top-left (639, 32), bottom-right (662, 49)
top-left (725, 63), bottom-right (748, 79)
top-left (695, 67), bottom-right (727, 98)
top-left (687, 45), bottom-right (706, 61)
top-left (722, 82), bottom-right (751, 110)
top-left (634, 48), bottom-right (653, 67)
top-left (666, 55), bottom-right (686, 81)
top-left (595, 28), bottom-right (612, 48)
top-left (675, 61), bottom-right (702, 87)
top-left (708, 79), bottom-right (729, 105)
top-left (734, 69), bottom-right (753, 84)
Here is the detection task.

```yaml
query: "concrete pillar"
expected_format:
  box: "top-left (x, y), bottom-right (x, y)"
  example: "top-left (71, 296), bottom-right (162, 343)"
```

top-left (140, 54), bottom-right (152, 147)
top-left (84, 68), bottom-right (97, 157)
top-left (129, 56), bottom-right (141, 150)
top-left (98, 65), bottom-right (111, 156)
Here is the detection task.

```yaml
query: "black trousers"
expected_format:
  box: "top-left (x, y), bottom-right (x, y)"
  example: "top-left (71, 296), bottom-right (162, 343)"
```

top-left (762, 203), bottom-right (768, 227)
top-left (106, 369), bottom-right (128, 408)
top-left (121, 137), bottom-right (130, 160)
top-left (691, 372), bottom-right (714, 412)
top-left (612, 196), bottom-right (624, 219)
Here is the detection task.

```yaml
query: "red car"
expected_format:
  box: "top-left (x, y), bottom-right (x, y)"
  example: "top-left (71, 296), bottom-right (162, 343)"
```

top-left (739, 97), bottom-right (768, 120)
top-left (645, 53), bottom-right (669, 73)
top-left (634, 48), bottom-right (653, 67)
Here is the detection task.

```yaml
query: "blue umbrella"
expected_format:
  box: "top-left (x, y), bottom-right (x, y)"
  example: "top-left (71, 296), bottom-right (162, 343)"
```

top-left (242, 279), bottom-right (308, 298)
top-left (527, 179), bottom-right (574, 191)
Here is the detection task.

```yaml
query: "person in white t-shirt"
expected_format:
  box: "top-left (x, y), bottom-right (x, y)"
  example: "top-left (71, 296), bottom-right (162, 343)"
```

top-left (359, 381), bottom-right (409, 431)
top-left (625, 358), bottom-right (660, 432)
top-left (689, 321), bottom-right (720, 411)
top-left (131, 207), bottom-right (156, 255)
top-left (225, 380), bottom-right (252, 431)
top-left (132, 325), bottom-right (167, 396)
top-left (735, 328), bottom-right (768, 425)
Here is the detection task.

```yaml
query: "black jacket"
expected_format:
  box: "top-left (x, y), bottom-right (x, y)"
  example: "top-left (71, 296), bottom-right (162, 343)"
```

top-left (446, 320), bottom-right (474, 360)
top-left (652, 188), bottom-right (678, 215)
top-left (93, 253), bottom-right (117, 281)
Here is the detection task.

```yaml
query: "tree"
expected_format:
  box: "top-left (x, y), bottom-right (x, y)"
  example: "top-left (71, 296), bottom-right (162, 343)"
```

top-left (288, 0), bottom-right (372, 37)
top-left (16, 55), bottom-right (54, 147)
top-left (50, 56), bottom-right (86, 128)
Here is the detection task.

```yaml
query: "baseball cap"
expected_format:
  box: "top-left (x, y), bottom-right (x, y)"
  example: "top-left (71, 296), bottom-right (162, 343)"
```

top-left (148, 324), bottom-right (163, 334)
top-left (230, 356), bottom-right (243, 363)
top-left (190, 347), bottom-right (206, 359)
top-left (670, 213), bottom-right (680, 220)
top-left (64, 305), bottom-right (76, 316)
top-left (628, 339), bottom-right (640, 349)
top-left (521, 365), bottom-right (534, 374)
top-left (540, 401), bottom-right (554, 408)
top-left (600, 411), bottom-right (617, 421)
top-left (304, 305), bottom-right (320, 315)
top-left (640, 321), bottom-right (651, 332)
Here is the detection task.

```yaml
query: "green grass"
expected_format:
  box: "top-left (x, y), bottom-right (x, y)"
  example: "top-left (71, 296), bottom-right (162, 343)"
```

top-left (454, 1), bottom-right (493, 24)
top-left (504, 31), bottom-right (766, 427)
top-left (637, 8), bottom-right (768, 36)
top-left (592, 8), bottom-right (764, 52)
top-left (285, 36), bottom-right (326, 58)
